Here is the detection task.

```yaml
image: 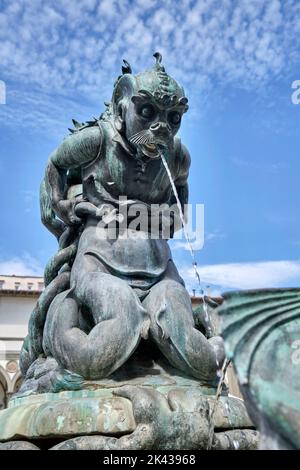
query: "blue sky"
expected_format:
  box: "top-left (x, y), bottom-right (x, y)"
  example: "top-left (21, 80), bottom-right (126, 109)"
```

top-left (1, 0), bottom-right (300, 295)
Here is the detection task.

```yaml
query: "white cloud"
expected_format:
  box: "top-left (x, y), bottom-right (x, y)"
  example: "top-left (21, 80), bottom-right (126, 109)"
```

top-left (231, 156), bottom-right (289, 173)
top-left (0, 254), bottom-right (43, 277)
top-left (172, 229), bottom-right (225, 251)
top-left (179, 259), bottom-right (300, 293)
top-left (20, 190), bottom-right (37, 213)
top-left (1, 254), bottom-right (300, 298)
top-left (0, 0), bottom-right (299, 133)
top-left (205, 231), bottom-right (226, 242)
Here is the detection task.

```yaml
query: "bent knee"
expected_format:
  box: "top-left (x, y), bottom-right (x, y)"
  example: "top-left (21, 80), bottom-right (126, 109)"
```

top-left (149, 279), bottom-right (188, 299)
top-left (75, 272), bottom-right (134, 301)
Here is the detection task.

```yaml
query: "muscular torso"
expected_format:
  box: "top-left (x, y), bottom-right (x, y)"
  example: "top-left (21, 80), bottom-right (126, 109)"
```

top-left (46, 118), bottom-right (188, 287)
top-left (82, 120), bottom-right (182, 207)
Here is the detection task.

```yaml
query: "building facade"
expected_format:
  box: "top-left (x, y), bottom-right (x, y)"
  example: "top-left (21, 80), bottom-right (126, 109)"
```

top-left (0, 275), bottom-right (43, 409)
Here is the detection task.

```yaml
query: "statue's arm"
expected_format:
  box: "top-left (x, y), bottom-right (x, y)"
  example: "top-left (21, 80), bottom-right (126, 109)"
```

top-left (174, 143), bottom-right (190, 223)
top-left (45, 126), bottom-right (101, 225)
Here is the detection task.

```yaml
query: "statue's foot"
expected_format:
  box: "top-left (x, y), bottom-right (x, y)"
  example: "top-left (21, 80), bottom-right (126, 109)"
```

top-left (17, 357), bottom-right (83, 396)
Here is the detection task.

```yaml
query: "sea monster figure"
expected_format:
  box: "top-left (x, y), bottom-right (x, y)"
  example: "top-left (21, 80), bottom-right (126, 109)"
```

top-left (20, 53), bottom-right (224, 387)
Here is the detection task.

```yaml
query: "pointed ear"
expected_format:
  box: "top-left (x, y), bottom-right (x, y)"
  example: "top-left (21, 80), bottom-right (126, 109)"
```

top-left (115, 101), bottom-right (125, 132)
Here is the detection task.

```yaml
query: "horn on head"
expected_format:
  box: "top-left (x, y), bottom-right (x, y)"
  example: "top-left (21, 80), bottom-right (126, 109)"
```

top-left (153, 52), bottom-right (165, 72)
top-left (122, 60), bottom-right (132, 74)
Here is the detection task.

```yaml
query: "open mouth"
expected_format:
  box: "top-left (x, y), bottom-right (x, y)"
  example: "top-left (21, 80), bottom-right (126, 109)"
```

top-left (141, 143), bottom-right (160, 158)
top-left (129, 130), bottom-right (169, 159)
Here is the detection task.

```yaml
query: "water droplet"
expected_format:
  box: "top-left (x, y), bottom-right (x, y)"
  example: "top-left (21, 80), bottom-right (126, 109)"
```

top-left (233, 440), bottom-right (239, 450)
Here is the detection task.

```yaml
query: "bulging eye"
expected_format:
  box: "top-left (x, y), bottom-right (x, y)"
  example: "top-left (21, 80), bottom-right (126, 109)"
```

top-left (140, 104), bottom-right (155, 119)
top-left (169, 111), bottom-right (181, 125)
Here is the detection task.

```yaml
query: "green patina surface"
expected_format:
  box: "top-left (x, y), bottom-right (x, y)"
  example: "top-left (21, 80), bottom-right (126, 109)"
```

top-left (0, 387), bottom-right (252, 442)
top-left (2, 54), bottom-right (257, 451)
top-left (0, 393), bottom-right (135, 441)
top-left (218, 288), bottom-right (300, 449)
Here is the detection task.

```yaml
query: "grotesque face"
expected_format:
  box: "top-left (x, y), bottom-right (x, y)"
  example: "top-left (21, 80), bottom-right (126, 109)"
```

top-left (112, 53), bottom-right (188, 159)
top-left (125, 90), bottom-right (186, 158)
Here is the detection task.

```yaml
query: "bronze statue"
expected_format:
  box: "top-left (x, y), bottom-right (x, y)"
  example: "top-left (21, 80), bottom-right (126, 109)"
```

top-left (19, 53), bottom-right (224, 386)
top-left (0, 55), bottom-right (258, 450)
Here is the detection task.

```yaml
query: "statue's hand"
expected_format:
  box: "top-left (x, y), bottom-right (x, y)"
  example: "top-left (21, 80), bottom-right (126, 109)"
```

top-left (56, 199), bottom-right (82, 225)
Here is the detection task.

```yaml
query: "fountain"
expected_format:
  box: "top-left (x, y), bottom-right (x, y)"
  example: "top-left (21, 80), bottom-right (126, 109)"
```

top-left (0, 53), bottom-right (258, 450)
top-left (217, 288), bottom-right (300, 450)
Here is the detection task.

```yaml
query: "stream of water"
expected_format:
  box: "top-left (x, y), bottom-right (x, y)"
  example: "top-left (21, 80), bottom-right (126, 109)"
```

top-left (160, 152), bottom-right (230, 449)
top-left (206, 357), bottom-right (231, 449)
top-left (160, 153), bottom-right (211, 326)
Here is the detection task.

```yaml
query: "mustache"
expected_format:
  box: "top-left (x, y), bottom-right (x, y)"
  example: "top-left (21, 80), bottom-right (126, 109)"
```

top-left (129, 130), bottom-right (169, 147)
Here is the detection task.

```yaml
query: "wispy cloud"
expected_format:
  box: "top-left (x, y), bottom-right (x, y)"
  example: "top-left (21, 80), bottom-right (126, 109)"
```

top-left (0, 86), bottom-right (97, 137)
top-left (231, 156), bottom-right (289, 173)
top-left (0, 0), bottom-right (299, 133)
top-left (205, 230), bottom-right (226, 242)
top-left (0, 254), bottom-right (43, 276)
top-left (20, 189), bottom-right (37, 213)
top-left (172, 229), bottom-right (225, 251)
top-left (1, 254), bottom-right (300, 297)
top-left (179, 259), bottom-right (300, 294)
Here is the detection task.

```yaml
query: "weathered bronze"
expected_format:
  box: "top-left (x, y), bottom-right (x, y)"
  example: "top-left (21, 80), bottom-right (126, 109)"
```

top-left (0, 54), bottom-right (258, 450)
top-left (218, 288), bottom-right (300, 450)
top-left (19, 52), bottom-right (224, 388)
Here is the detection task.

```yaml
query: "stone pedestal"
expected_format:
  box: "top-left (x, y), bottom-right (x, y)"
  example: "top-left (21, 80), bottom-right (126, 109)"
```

top-left (0, 353), bottom-right (258, 450)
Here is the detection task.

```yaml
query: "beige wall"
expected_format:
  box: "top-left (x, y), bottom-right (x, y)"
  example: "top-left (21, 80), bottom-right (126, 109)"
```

top-left (0, 287), bottom-right (39, 356)
top-left (0, 275), bottom-right (44, 291)
top-left (0, 275), bottom-right (41, 408)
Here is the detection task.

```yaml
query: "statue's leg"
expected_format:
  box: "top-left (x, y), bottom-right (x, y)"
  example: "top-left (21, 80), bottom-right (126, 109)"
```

top-left (142, 280), bottom-right (224, 382)
top-left (43, 267), bottom-right (148, 379)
